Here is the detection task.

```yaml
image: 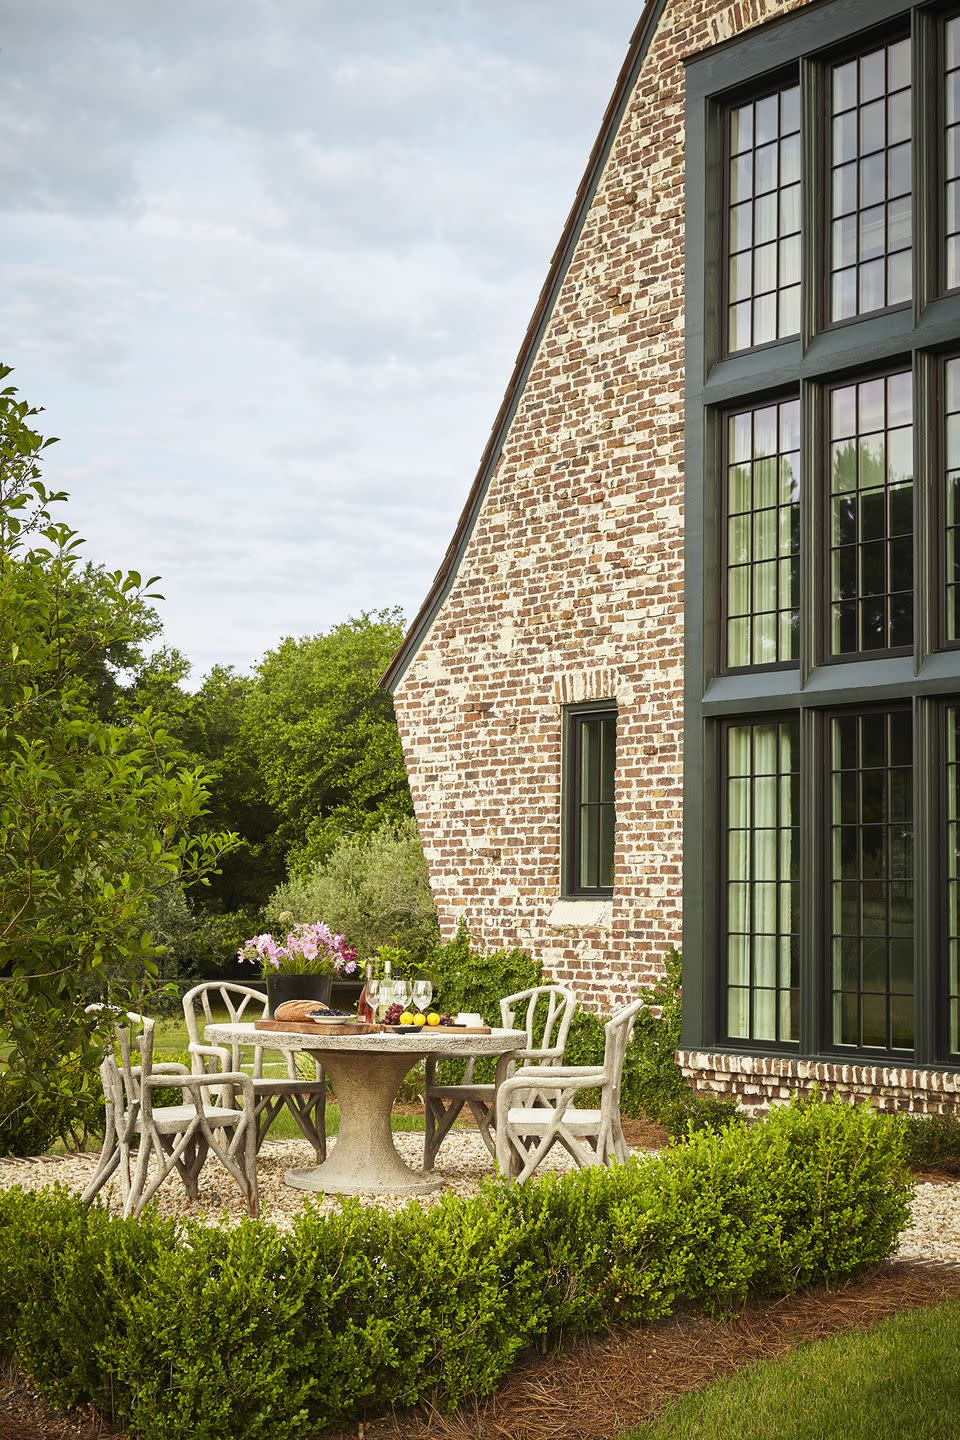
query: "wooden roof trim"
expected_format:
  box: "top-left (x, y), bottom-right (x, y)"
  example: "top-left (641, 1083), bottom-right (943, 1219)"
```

top-left (381, 0), bottom-right (666, 694)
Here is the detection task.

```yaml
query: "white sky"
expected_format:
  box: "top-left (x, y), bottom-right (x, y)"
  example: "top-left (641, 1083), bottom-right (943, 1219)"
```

top-left (1, 2), bottom-right (639, 682)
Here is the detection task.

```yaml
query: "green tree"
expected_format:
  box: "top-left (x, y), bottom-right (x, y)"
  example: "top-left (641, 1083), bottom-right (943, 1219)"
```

top-left (242, 611), bottom-right (413, 873)
top-left (0, 367), bottom-right (236, 1153)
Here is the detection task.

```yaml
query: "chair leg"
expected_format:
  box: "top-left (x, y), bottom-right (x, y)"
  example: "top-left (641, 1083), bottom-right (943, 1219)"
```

top-left (423, 1095), bottom-right (466, 1170)
top-left (82, 1106), bottom-right (120, 1205)
top-left (175, 1132), bottom-right (209, 1200)
top-left (124, 1132), bottom-right (156, 1218)
top-left (281, 1089), bottom-right (326, 1163)
top-left (466, 1098), bottom-right (496, 1158)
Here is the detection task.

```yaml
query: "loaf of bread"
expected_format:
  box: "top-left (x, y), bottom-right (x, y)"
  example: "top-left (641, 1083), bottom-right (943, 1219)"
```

top-left (273, 999), bottom-right (330, 1022)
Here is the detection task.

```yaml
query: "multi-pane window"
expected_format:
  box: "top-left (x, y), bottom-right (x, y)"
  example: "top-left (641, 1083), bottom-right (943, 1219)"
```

top-left (727, 84), bottom-right (801, 352)
top-left (688, 5), bottom-right (960, 1071)
top-left (946, 17), bottom-right (960, 290)
top-left (829, 370), bottom-right (913, 656)
top-left (726, 399), bottom-right (800, 669)
top-left (947, 707), bottom-right (960, 1054)
top-left (724, 718), bottom-right (799, 1044)
top-left (830, 709), bottom-right (913, 1052)
top-left (564, 707), bottom-right (616, 895)
top-left (830, 38), bottom-right (912, 321)
top-left (947, 358), bottom-right (960, 642)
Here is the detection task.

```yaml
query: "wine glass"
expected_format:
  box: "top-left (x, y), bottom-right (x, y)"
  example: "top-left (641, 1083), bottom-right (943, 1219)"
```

top-left (392, 979), bottom-right (412, 1013)
top-left (365, 977), bottom-right (381, 1022)
top-left (411, 978), bottom-right (433, 1014)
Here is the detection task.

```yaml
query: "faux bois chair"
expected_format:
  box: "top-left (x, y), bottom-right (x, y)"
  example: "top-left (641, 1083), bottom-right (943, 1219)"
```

top-left (423, 984), bottom-right (577, 1170)
top-left (82, 1005), bottom-right (259, 1218)
top-left (494, 996), bottom-right (644, 1183)
top-left (182, 981), bottom-right (326, 1161)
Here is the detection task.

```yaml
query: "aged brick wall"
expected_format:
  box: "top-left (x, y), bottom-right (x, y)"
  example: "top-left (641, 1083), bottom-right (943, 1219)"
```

top-left (679, 1051), bottom-right (960, 1115)
top-left (392, 0), bottom-right (813, 1013)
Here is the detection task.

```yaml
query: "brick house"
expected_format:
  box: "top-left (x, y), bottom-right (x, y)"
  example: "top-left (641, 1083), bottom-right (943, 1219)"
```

top-left (383, 0), bottom-right (960, 1113)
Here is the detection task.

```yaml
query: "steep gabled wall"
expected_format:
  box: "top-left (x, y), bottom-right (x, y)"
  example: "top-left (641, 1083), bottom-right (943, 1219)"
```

top-left (392, 0), bottom-right (812, 1008)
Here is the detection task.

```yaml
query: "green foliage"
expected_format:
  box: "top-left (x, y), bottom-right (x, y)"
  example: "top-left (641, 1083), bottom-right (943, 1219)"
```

top-left (428, 921), bottom-right (542, 1020)
top-left (897, 1110), bottom-right (960, 1175)
top-left (0, 1098), bottom-right (912, 1439)
top-left (267, 817), bottom-right (438, 963)
top-left (242, 611), bottom-right (413, 873)
top-left (0, 367), bottom-right (236, 1154)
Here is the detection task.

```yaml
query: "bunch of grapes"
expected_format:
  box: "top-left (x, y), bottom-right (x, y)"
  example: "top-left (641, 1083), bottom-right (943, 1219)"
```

top-left (383, 1002), bottom-right (404, 1025)
top-left (438, 1014), bottom-right (456, 1026)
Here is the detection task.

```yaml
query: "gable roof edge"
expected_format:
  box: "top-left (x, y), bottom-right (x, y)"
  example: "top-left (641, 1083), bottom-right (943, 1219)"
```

top-left (381, 0), bottom-right (667, 695)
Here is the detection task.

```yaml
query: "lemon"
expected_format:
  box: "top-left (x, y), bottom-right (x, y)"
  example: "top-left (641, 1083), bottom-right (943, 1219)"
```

top-left (426, 1012), bottom-right (441, 1026)
top-left (413, 1013), bottom-right (427, 1026)
top-left (399, 1011), bottom-right (414, 1025)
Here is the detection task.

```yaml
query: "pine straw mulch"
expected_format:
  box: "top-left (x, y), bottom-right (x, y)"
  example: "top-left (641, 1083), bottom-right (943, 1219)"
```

top-left (3, 1263), bottom-right (960, 1440)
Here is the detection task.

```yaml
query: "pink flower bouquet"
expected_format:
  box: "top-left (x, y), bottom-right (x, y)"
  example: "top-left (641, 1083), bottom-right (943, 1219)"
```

top-left (238, 922), bottom-right (358, 978)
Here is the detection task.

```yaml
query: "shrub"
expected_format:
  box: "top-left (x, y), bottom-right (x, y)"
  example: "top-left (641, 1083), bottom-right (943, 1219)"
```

top-left (0, 1097), bottom-right (911, 1439)
top-left (267, 818), bottom-right (439, 964)
top-left (898, 1110), bottom-right (960, 1175)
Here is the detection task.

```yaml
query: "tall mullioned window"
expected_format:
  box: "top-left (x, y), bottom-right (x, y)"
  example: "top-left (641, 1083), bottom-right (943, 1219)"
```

top-left (829, 370), bottom-right (913, 656)
top-left (830, 709), bottom-right (913, 1051)
top-left (724, 718), bottom-right (799, 1044)
top-left (830, 37), bottom-right (911, 320)
top-left (727, 84), bottom-right (801, 352)
top-left (947, 707), bottom-right (960, 1055)
top-left (726, 398), bottom-right (800, 669)
top-left (687, 5), bottom-right (960, 1070)
top-left (946, 17), bottom-right (960, 290)
top-left (563, 706), bottom-right (616, 896)
top-left (946, 358), bottom-right (960, 642)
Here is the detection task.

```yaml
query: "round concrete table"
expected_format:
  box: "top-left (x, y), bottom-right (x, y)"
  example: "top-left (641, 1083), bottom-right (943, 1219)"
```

top-left (204, 1022), bottom-right (522, 1196)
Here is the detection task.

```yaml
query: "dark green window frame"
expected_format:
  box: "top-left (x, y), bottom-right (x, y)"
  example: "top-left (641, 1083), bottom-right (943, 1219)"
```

top-left (684, 0), bottom-right (960, 1069)
top-left (561, 702), bottom-right (617, 899)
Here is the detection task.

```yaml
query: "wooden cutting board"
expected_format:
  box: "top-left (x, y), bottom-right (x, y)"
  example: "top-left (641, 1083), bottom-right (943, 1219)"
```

top-left (254, 1019), bottom-right (380, 1035)
top-left (387, 1024), bottom-right (492, 1035)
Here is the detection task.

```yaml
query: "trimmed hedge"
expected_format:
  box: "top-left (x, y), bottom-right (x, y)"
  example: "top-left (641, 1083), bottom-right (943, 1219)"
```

top-left (0, 1097), bottom-right (911, 1440)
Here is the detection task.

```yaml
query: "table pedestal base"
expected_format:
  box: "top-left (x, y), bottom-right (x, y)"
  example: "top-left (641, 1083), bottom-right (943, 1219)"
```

top-left (284, 1050), bottom-right (443, 1195)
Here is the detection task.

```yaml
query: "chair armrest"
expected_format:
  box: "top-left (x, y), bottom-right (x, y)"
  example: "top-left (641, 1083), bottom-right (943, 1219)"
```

top-left (144, 1071), bottom-right (256, 1107)
top-left (150, 1062), bottom-right (190, 1077)
top-left (504, 1065), bottom-right (606, 1084)
top-left (187, 1042), bottom-right (231, 1074)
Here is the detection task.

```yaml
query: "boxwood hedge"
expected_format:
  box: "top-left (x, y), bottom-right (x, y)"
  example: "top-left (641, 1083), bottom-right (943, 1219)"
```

top-left (0, 1096), bottom-right (911, 1440)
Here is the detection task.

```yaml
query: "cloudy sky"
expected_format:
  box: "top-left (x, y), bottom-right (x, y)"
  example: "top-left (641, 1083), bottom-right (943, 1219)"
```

top-left (2, 2), bottom-right (638, 682)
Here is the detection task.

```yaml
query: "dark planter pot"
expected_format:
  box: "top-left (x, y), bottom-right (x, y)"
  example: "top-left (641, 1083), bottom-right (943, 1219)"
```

top-left (332, 978), bottom-right (364, 1014)
top-left (265, 973), bottom-right (332, 1018)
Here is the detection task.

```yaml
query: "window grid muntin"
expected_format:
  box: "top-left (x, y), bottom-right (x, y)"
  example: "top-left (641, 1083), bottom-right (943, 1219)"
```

top-left (724, 717), bottom-right (799, 1046)
top-left (567, 709), bottom-right (616, 896)
top-left (946, 357), bottom-right (960, 642)
top-left (830, 707), bottom-right (914, 1053)
top-left (828, 368), bottom-right (914, 657)
top-left (725, 397), bottom-right (800, 670)
top-left (946, 16), bottom-right (960, 290)
top-left (726, 82), bottom-right (801, 354)
top-left (947, 706), bottom-right (960, 1054)
top-left (830, 36), bottom-right (912, 322)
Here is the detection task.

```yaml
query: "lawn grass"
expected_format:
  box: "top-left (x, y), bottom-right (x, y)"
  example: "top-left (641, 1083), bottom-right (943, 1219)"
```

top-left (625, 1299), bottom-right (960, 1440)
